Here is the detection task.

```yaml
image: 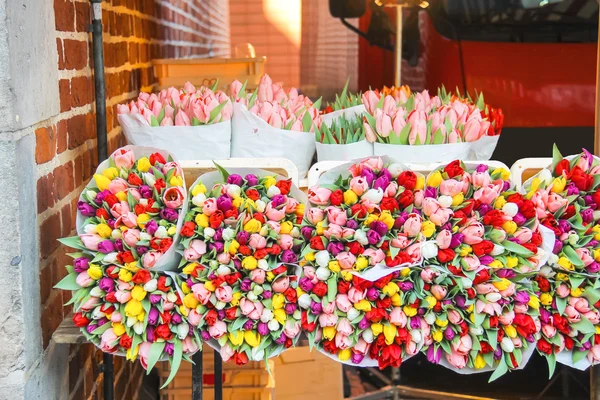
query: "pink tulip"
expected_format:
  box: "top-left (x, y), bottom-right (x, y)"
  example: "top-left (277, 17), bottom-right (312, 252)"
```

top-left (431, 285), bottom-right (448, 300)
top-left (435, 230), bottom-right (452, 249)
top-left (307, 207), bottom-right (324, 224)
top-left (389, 307), bottom-right (407, 327)
top-left (326, 206), bottom-right (348, 225)
top-left (403, 214), bottom-right (422, 237)
top-left (272, 276), bottom-right (290, 293)
top-left (452, 334), bottom-right (472, 356)
top-left (336, 252), bottom-right (356, 270)
top-left (337, 318), bottom-right (354, 336)
top-left (575, 248), bottom-right (594, 267)
top-left (353, 339), bottom-right (370, 355)
top-left (498, 310), bottom-right (515, 326)
top-left (142, 251), bottom-right (161, 268)
top-left (184, 240), bottom-right (207, 261)
top-left (112, 148), bottom-right (135, 169)
top-left (239, 298), bottom-right (264, 320)
top-left (463, 118), bottom-right (482, 142)
top-left (335, 333), bottom-right (351, 350)
top-left (347, 287), bottom-right (366, 303)
top-left (364, 122), bottom-right (377, 143)
top-left (446, 349), bottom-right (468, 369)
top-left (569, 297), bottom-right (591, 313)
top-left (249, 234), bottom-right (267, 250)
top-left (100, 328), bottom-right (119, 353)
top-left (122, 229), bottom-right (140, 247)
top-left (308, 186), bottom-right (332, 206)
top-left (461, 222), bottom-right (484, 245)
top-left (318, 313), bottom-right (338, 327)
top-left (163, 186), bottom-right (185, 209)
top-left (208, 320), bottom-right (227, 339)
top-left (363, 248), bottom-right (386, 265)
top-left (175, 110), bottom-right (191, 126)
top-left (323, 224), bottom-right (343, 240)
top-left (439, 179), bottom-right (463, 197)
top-left (361, 90), bottom-right (379, 114)
top-left (80, 234), bottom-right (103, 251)
top-left (375, 109), bottom-right (393, 138)
top-left (588, 345), bottom-right (600, 364)
top-left (284, 320), bottom-right (301, 338)
top-left (215, 285), bottom-right (233, 302)
top-left (447, 309), bottom-right (463, 325)
top-left (473, 184), bottom-right (502, 205)
top-left (251, 269), bottom-right (266, 284)
top-left (335, 294), bottom-right (353, 312)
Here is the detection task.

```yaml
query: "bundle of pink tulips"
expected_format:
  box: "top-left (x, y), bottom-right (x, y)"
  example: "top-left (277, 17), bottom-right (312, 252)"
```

top-left (362, 88), bottom-right (497, 145)
top-left (117, 82), bottom-right (232, 127)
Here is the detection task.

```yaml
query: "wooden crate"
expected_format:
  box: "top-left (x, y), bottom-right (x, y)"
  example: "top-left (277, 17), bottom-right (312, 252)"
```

top-left (158, 351), bottom-right (275, 400)
top-left (153, 57), bottom-right (266, 91)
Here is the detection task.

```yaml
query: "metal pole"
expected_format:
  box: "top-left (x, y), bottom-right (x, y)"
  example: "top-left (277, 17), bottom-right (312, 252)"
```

top-left (102, 353), bottom-right (114, 400)
top-left (592, 366), bottom-right (600, 400)
top-left (394, 5), bottom-right (403, 87)
top-left (90, 0), bottom-right (107, 162)
top-left (192, 351), bottom-right (203, 400)
top-left (391, 367), bottom-right (401, 400)
top-left (214, 350), bottom-right (223, 400)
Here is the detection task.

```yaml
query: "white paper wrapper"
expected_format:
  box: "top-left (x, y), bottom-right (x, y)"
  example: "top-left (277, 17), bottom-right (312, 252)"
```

top-left (556, 350), bottom-right (595, 370)
top-left (469, 135), bottom-right (500, 161)
top-left (230, 103), bottom-right (316, 178)
top-left (373, 142), bottom-right (471, 164)
top-left (321, 105), bottom-right (366, 127)
top-left (316, 140), bottom-right (374, 162)
top-left (118, 113), bottom-right (232, 160)
top-left (76, 145), bottom-right (188, 272)
top-left (437, 342), bottom-right (536, 374)
top-left (537, 225), bottom-right (556, 270)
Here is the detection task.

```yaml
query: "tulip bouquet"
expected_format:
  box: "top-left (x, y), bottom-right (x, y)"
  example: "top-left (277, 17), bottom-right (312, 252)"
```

top-left (322, 79), bottom-right (363, 114)
top-left (229, 74), bottom-right (322, 177)
top-left (362, 88), bottom-right (500, 162)
top-left (54, 253), bottom-right (201, 386)
top-left (417, 266), bottom-right (541, 380)
top-left (303, 157), bottom-right (425, 281)
top-left (314, 114), bottom-right (374, 162)
top-left (179, 167), bottom-right (306, 364)
top-left (419, 160), bottom-right (553, 280)
top-left (535, 271), bottom-right (600, 372)
top-left (117, 82), bottom-right (233, 160)
top-left (377, 85), bottom-right (412, 104)
top-left (69, 146), bottom-right (187, 271)
top-left (298, 267), bottom-right (425, 368)
top-left (523, 146), bottom-right (600, 276)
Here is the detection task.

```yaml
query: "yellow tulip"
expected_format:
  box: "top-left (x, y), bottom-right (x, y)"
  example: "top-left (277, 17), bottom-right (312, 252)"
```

top-left (169, 175), bottom-right (183, 187)
top-left (427, 171), bottom-right (443, 188)
top-left (494, 196), bottom-right (507, 210)
top-left (204, 281), bottom-right (216, 292)
top-left (557, 257), bottom-right (574, 271)
top-left (118, 268), bottom-right (132, 282)
top-left (131, 285), bottom-right (147, 301)
top-left (229, 240), bottom-right (240, 255)
top-left (435, 318), bottom-right (448, 328)
top-left (184, 293), bottom-right (199, 309)
top-left (244, 219), bottom-right (262, 233)
top-left (231, 292), bottom-right (242, 307)
top-left (474, 354), bottom-right (486, 369)
top-left (502, 221), bottom-right (517, 235)
top-left (137, 157), bottom-right (151, 172)
top-left (571, 287), bottom-right (584, 297)
top-left (136, 213), bottom-right (150, 228)
top-left (371, 323), bottom-right (383, 336)
top-left (355, 256), bottom-right (368, 271)
top-left (338, 349), bottom-right (352, 361)
top-left (391, 293), bottom-right (402, 307)
top-left (404, 305), bottom-right (418, 316)
top-left (383, 324), bottom-right (397, 345)
top-left (432, 330), bottom-right (443, 342)
top-left (127, 345), bottom-right (139, 361)
top-left (382, 282), bottom-right (399, 297)
top-left (87, 264), bottom-right (103, 280)
top-left (506, 256), bottom-right (518, 269)
top-left (229, 331), bottom-right (244, 346)
top-left (328, 261), bottom-right (341, 272)
top-left (492, 168), bottom-right (511, 181)
top-left (242, 256), bottom-right (258, 270)
top-left (93, 173), bottom-right (111, 191)
top-left (379, 211), bottom-right (395, 230)
top-left (421, 221), bottom-right (435, 238)
top-left (323, 326), bottom-right (336, 340)
top-left (551, 177), bottom-right (566, 193)
top-left (191, 183), bottom-right (206, 196)
top-left (343, 190), bottom-right (358, 205)
top-left (112, 322), bottom-right (126, 336)
top-left (125, 299), bottom-right (143, 317)
top-left (354, 299), bottom-right (372, 312)
top-left (273, 309), bottom-right (286, 324)
top-left (102, 167), bottom-right (119, 180)
top-left (540, 293), bottom-right (553, 306)
top-left (492, 278), bottom-right (511, 291)
top-left (452, 193), bottom-right (464, 207)
top-left (263, 176), bottom-right (276, 189)
top-left (280, 221), bottom-right (293, 234)
top-left (415, 176), bottom-right (425, 190)
top-left (272, 294), bottom-right (285, 310)
top-left (528, 295), bottom-right (540, 310)
top-left (505, 325), bottom-right (517, 339)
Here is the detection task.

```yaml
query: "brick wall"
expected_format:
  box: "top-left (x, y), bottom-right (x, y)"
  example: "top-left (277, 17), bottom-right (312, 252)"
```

top-left (300, 0), bottom-right (359, 101)
top-left (229, 0), bottom-right (301, 87)
top-left (38, 1), bottom-right (230, 398)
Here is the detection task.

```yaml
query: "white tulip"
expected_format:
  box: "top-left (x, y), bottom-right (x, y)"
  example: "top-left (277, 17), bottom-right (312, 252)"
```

top-left (568, 233), bottom-right (579, 246)
top-left (253, 285), bottom-right (264, 296)
top-left (111, 229), bottom-right (122, 240)
top-left (144, 279), bottom-right (158, 292)
top-left (594, 210), bottom-right (600, 222)
top-left (255, 200), bottom-right (266, 213)
top-left (461, 277), bottom-right (473, 289)
top-left (261, 309), bottom-right (274, 323)
top-left (410, 330), bottom-right (422, 344)
top-left (215, 301), bottom-right (226, 310)
top-left (362, 188), bottom-right (384, 204)
top-left (85, 190), bottom-right (97, 200)
top-left (166, 292), bottom-right (178, 302)
top-left (316, 266), bottom-right (331, 281)
top-left (222, 227), bottom-right (235, 241)
top-left (388, 163), bottom-right (404, 178)
top-left (267, 185), bottom-right (281, 198)
top-left (140, 232), bottom-right (152, 242)
top-left (155, 226), bottom-right (168, 238)
top-left (347, 307), bottom-right (360, 321)
top-left (209, 260), bottom-right (219, 269)
top-left (258, 259), bottom-right (269, 270)
top-left (502, 203), bottom-right (519, 217)
top-left (103, 252), bottom-right (118, 264)
top-left (486, 292), bottom-right (502, 302)
top-left (84, 224), bottom-right (97, 234)
top-left (133, 322), bottom-right (145, 335)
top-left (226, 184), bottom-right (241, 199)
top-left (362, 328), bottom-right (374, 343)
top-left (315, 250), bottom-right (331, 268)
top-left (438, 195), bottom-right (453, 208)
top-left (354, 230), bottom-right (369, 245)
top-left (247, 292), bottom-right (258, 302)
top-left (217, 265), bottom-right (231, 276)
top-left (290, 227), bottom-right (300, 238)
top-left (298, 294), bottom-right (312, 309)
top-left (259, 226), bottom-right (269, 237)
top-left (138, 199), bottom-right (148, 207)
top-left (177, 323), bottom-right (189, 339)
top-left (421, 242), bottom-right (439, 259)
top-left (537, 169), bottom-right (553, 186)
top-left (126, 316), bottom-right (137, 327)
top-left (251, 347), bottom-right (265, 361)
top-left (203, 227), bottom-right (215, 239)
top-left (90, 287), bottom-right (104, 298)
top-left (192, 193), bottom-right (206, 207)
top-left (268, 319), bottom-right (280, 331)
top-left (490, 244), bottom-right (505, 256)
top-left (469, 326), bottom-right (483, 336)
top-left (143, 172), bottom-right (156, 186)
top-left (500, 337), bottom-right (514, 353)
top-left (424, 312), bottom-right (436, 325)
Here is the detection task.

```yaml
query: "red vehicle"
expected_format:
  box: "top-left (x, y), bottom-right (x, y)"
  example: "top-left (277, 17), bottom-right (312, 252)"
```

top-left (358, 0), bottom-right (598, 165)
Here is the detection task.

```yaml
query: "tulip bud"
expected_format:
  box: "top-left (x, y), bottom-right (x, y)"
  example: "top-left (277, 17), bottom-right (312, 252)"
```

top-left (388, 163), bottom-right (404, 178)
top-left (204, 227), bottom-right (215, 239)
top-left (111, 230), bottom-right (122, 240)
top-left (140, 232), bottom-right (152, 242)
top-left (133, 322), bottom-right (145, 335)
top-left (256, 200), bottom-right (266, 213)
top-left (538, 169), bottom-right (553, 185)
top-left (167, 292), bottom-right (178, 303)
top-left (217, 265), bottom-right (231, 276)
top-left (298, 294), bottom-right (312, 309)
top-left (268, 319), bottom-right (280, 331)
top-left (438, 196), bottom-right (453, 208)
top-left (410, 329), bottom-right (422, 344)
top-left (316, 266), bottom-right (331, 281)
top-left (347, 307), bottom-right (360, 321)
top-left (354, 230), bottom-right (369, 245)
top-left (126, 316), bottom-right (137, 327)
top-left (90, 287), bottom-right (105, 297)
top-left (222, 228), bottom-right (235, 241)
top-left (261, 309), bottom-right (274, 323)
top-left (491, 245), bottom-right (505, 256)
top-left (291, 227), bottom-right (300, 238)
top-left (267, 185), bottom-right (281, 198)
top-left (251, 347), bottom-right (265, 361)
top-left (461, 277), bottom-right (473, 289)
top-left (469, 325), bottom-right (483, 336)
top-left (92, 307), bottom-right (106, 319)
top-left (144, 279), bottom-right (158, 292)
top-left (362, 328), bottom-right (374, 343)
top-left (177, 323), bottom-right (189, 339)
top-left (568, 234), bottom-right (579, 246)
top-left (227, 184), bottom-right (241, 199)
top-left (315, 250), bottom-right (330, 268)
top-left (594, 210), bottom-right (600, 222)
top-left (84, 224), bottom-right (98, 234)
top-left (424, 312), bottom-right (436, 325)
top-left (502, 203), bottom-right (519, 217)
top-left (258, 259), bottom-right (269, 270)
top-left (155, 226), bottom-right (168, 238)
top-left (104, 252), bottom-right (118, 264)
top-left (500, 336), bottom-right (514, 353)
top-left (209, 260), bottom-right (219, 269)
top-left (421, 242), bottom-right (439, 259)
top-left (86, 190), bottom-right (97, 200)
top-left (192, 193), bottom-right (206, 207)
top-left (215, 301), bottom-right (227, 310)
top-left (253, 285), bottom-right (264, 296)
top-left (363, 188), bottom-right (384, 204)
top-left (259, 226), bottom-right (269, 237)
top-left (486, 292), bottom-right (502, 302)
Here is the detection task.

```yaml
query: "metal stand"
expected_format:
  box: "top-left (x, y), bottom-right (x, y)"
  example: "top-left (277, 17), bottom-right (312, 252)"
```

top-left (214, 350), bottom-right (223, 400)
top-left (393, 5), bottom-right (403, 87)
top-left (592, 366), bottom-right (600, 400)
top-left (192, 352), bottom-right (203, 400)
top-left (102, 353), bottom-right (114, 400)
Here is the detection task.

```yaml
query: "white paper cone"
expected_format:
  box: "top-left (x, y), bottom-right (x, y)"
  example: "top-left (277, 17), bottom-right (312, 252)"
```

top-left (76, 145), bottom-right (188, 272)
top-left (468, 135), bottom-right (500, 161)
top-left (373, 142), bottom-right (471, 164)
top-left (321, 105), bottom-right (366, 127)
top-left (316, 140), bottom-right (374, 162)
top-left (556, 350), bottom-right (594, 370)
top-left (230, 103), bottom-right (316, 178)
top-left (118, 114), bottom-right (231, 160)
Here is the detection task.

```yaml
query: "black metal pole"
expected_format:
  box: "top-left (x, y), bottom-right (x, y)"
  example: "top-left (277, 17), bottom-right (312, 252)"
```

top-left (90, 0), bottom-right (107, 162)
top-left (192, 352), bottom-right (203, 400)
top-left (214, 350), bottom-right (223, 400)
top-left (89, 1), bottom-right (111, 398)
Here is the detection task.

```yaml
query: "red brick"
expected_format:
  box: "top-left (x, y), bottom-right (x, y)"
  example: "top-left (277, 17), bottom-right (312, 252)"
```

top-left (60, 203), bottom-right (72, 238)
top-left (54, 0), bottom-right (75, 32)
top-left (57, 120), bottom-right (68, 154)
top-left (73, 154), bottom-right (83, 188)
top-left (54, 161), bottom-right (74, 200)
top-left (71, 76), bottom-right (93, 108)
top-left (67, 114), bottom-right (87, 149)
top-left (63, 39), bottom-right (88, 70)
top-left (75, 2), bottom-right (90, 33)
top-left (57, 39), bottom-right (65, 70)
top-left (59, 79), bottom-right (71, 112)
top-left (37, 173), bottom-right (55, 214)
top-left (40, 212), bottom-right (61, 259)
top-left (39, 262), bottom-right (53, 306)
top-left (35, 126), bottom-right (56, 164)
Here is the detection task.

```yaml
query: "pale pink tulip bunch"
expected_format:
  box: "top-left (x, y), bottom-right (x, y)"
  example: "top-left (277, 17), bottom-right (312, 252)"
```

top-left (117, 82), bottom-right (232, 127)
top-left (229, 74), bottom-right (322, 132)
top-left (362, 89), bottom-right (493, 145)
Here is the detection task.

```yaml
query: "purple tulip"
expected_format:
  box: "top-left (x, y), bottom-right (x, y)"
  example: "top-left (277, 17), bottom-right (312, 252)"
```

top-left (217, 195), bottom-right (232, 211)
top-left (441, 222), bottom-right (452, 232)
top-left (285, 303), bottom-right (297, 314)
top-left (475, 164), bottom-right (488, 173)
top-left (281, 250), bottom-right (298, 263)
top-left (201, 331), bottom-right (211, 341)
top-left (97, 240), bottom-right (116, 254)
top-left (214, 228), bottom-right (224, 242)
top-left (227, 174), bottom-right (243, 186)
top-left (186, 279), bottom-right (194, 287)
top-left (243, 320), bottom-right (254, 330)
top-left (496, 269), bottom-right (517, 279)
top-left (346, 219), bottom-right (359, 230)
top-left (366, 287), bottom-right (379, 301)
top-left (450, 234), bottom-right (464, 249)
top-left (258, 322), bottom-right (269, 336)
top-left (98, 277), bottom-right (114, 292)
top-left (107, 219), bottom-right (116, 229)
top-left (410, 317), bottom-right (421, 330)
top-left (97, 318), bottom-right (108, 327)
top-left (233, 259), bottom-right (242, 270)
top-left (539, 308), bottom-right (550, 324)
top-left (478, 204), bottom-right (491, 216)
top-left (351, 353), bottom-right (365, 364)
top-left (77, 201), bottom-right (96, 217)
top-left (589, 240), bottom-right (599, 248)
top-left (454, 295), bottom-right (466, 309)
top-left (566, 182), bottom-right (579, 196)
top-left (358, 317), bottom-right (369, 330)
top-left (245, 174), bottom-right (258, 187)
top-left (160, 208), bottom-right (178, 222)
top-left (514, 291), bottom-right (530, 304)
top-left (301, 226), bottom-right (315, 241)
top-left (94, 190), bottom-right (108, 205)
top-left (327, 241), bottom-right (344, 257)
top-left (494, 346), bottom-right (502, 360)
top-left (139, 185), bottom-right (153, 199)
top-left (553, 239), bottom-right (563, 254)
top-left (146, 327), bottom-right (156, 342)
top-left (417, 308), bottom-right (426, 316)
top-left (584, 195), bottom-right (594, 205)
top-left (209, 242), bottom-right (224, 253)
top-left (361, 169), bottom-right (376, 186)
top-left (115, 239), bottom-right (124, 252)
top-left (74, 257), bottom-right (90, 273)
top-left (271, 194), bottom-right (286, 208)
top-left (444, 326), bottom-right (455, 341)
top-left (366, 230), bottom-right (381, 245)
top-left (370, 221), bottom-right (388, 237)
top-left (145, 220), bottom-right (158, 235)
top-left (137, 246), bottom-right (148, 255)
top-left (217, 310), bottom-right (226, 320)
top-left (149, 294), bottom-right (162, 304)
top-left (582, 208), bottom-right (594, 223)
top-left (237, 231), bottom-right (250, 245)
top-left (587, 262), bottom-right (600, 274)
top-left (86, 324), bottom-right (97, 334)
top-left (275, 332), bottom-right (287, 345)
top-left (424, 187), bottom-right (438, 198)
top-left (172, 313), bottom-right (182, 324)
top-left (583, 341), bottom-right (592, 350)
top-left (373, 175), bottom-right (389, 191)
top-left (502, 181), bottom-right (510, 192)
top-left (165, 343), bottom-right (175, 356)
top-left (394, 212), bottom-right (408, 229)
top-left (399, 282), bottom-right (413, 292)
top-left (148, 307), bottom-right (160, 325)
top-left (427, 346), bottom-right (441, 364)
top-left (299, 277), bottom-right (314, 292)
top-left (558, 220), bottom-right (571, 234)
top-left (513, 213), bottom-right (526, 226)
top-left (479, 255), bottom-right (494, 265)
top-left (498, 298), bottom-right (509, 306)
top-left (241, 279), bottom-right (252, 292)
top-left (263, 290), bottom-right (272, 299)
top-left (310, 301), bottom-right (323, 315)
top-left (508, 237), bottom-right (520, 244)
